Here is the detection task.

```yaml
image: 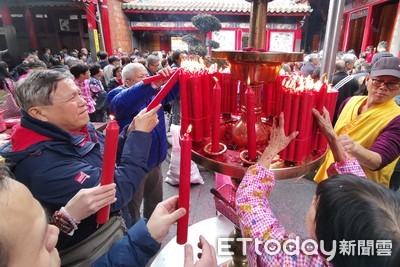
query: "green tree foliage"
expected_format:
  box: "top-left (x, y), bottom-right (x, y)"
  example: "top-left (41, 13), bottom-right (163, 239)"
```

top-left (182, 34), bottom-right (202, 46)
top-left (207, 40), bottom-right (220, 49)
top-left (192, 14), bottom-right (222, 35)
top-left (182, 14), bottom-right (222, 57)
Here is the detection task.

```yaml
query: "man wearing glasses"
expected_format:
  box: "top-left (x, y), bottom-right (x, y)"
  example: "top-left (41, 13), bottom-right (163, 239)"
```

top-left (146, 55), bottom-right (161, 76)
top-left (314, 57), bottom-right (400, 189)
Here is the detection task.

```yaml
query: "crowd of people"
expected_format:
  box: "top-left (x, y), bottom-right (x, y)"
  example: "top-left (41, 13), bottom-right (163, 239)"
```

top-left (0, 42), bottom-right (399, 267)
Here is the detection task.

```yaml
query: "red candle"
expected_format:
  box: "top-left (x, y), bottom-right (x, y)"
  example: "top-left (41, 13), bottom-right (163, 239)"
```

top-left (246, 86), bottom-right (257, 161)
top-left (239, 81), bottom-right (246, 108)
top-left (294, 92), bottom-right (310, 163)
top-left (312, 82), bottom-right (328, 151)
top-left (177, 125), bottom-right (192, 244)
top-left (221, 73), bottom-right (231, 113)
top-left (189, 74), bottom-right (203, 142)
top-left (280, 89), bottom-right (293, 160)
top-left (142, 69), bottom-right (176, 85)
top-left (286, 91), bottom-right (300, 161)
top-left (147, 69), bottom-right (180, 111)
top-left (96, 119), bottom-right (120, 224)
top-left (316, 82), bottom-right (328, 113)
top-left (317, 90), bottom-right (338, 150)
top-left (211, 78), bottom-right (222, 152)
top-left (327, 90), bottom-right (338, 121)
top-left (231, 79), bottom-right (239, 113)
top-left (180, 70), bottom-right (190, 137)
top-left (305, 92), bottom-right (316, 156)
top-left (201, 71), bottom-right (211, 138)
top-left (264, 82), bottom-right (275, 118)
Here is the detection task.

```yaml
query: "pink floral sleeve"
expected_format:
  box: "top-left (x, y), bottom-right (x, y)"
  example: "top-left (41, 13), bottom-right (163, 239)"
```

top-left (235, 164), bottom-right (330, 267)
top-left (326, 159), bottom-right (366, 177)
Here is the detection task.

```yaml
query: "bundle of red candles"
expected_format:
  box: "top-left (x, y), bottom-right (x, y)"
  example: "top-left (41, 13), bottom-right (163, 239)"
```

top-left (262, 75), bottom-right (338, 163)
top-left (179, 67), bottom-right (237, 142)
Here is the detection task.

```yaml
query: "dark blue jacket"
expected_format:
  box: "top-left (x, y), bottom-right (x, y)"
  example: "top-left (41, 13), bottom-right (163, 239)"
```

top-left (93, 219), bottom-right (160, 267)
top-left (107, 81), bottom-right (179, 169)
top-left (0, 111), bottom-right (152, 249)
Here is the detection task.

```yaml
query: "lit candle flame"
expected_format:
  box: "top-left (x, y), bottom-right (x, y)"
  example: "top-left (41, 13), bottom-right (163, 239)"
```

top-left (281, 73), bottom-right (334, 93)
top-left (247, 77), bottom-right (251, 86)
top-left (181, 57), bottom-right (205, 72)
top-left (109, 115), bottom-right (115, 120)
top-left (186, 124), bottom-right (192, 134)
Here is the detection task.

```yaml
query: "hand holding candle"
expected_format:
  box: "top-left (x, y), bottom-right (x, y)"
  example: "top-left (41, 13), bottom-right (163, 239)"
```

top-left (177, 125), bottom-right (192, 244)
top-left (147, 69), bottom-right (180, 111)
top-left (142, 68), bottom-right (176, 85)
top-left (96, 117), bottom-right (120, 224)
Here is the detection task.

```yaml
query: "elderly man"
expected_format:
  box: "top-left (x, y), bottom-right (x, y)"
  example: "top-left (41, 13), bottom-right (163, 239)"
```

top-left (0, 70), bottom-right (162, 250)
top-left (371, 41), bottom-right (394, 65)
top-left (342, 53), bottom-right (357, 74)
top-left (146, 54), bottom-right (161, 76)
top-left (314, 57), bottom-right (400, 188)
top-left (300, 53), bottom-right (319, 77)
top-left (331, 59), bottom-right (359, 125)
top-left (107, 63), bottom-right (179, 222)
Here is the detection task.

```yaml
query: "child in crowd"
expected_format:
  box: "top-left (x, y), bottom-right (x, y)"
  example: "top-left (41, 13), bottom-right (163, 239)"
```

top-left (236, 109), bottom-right (400, 266)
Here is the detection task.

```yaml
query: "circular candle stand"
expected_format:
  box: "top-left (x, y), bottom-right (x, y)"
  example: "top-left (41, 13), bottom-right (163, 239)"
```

top-left (239, 150), bottom-right (262, 165)
top-left (204, 142), bottom-right (228, 156)
top-left (199, 38), bottom-right (322, 267)
top-left (191, 1), bottom-right (323, 266)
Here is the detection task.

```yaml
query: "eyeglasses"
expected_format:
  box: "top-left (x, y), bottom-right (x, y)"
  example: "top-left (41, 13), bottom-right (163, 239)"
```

top-left (371, 79), bottom-right (400, 91)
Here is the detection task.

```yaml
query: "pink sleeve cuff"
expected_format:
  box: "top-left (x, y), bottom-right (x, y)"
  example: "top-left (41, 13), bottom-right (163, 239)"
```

top-left (327, 159), bottom-right (366, 177)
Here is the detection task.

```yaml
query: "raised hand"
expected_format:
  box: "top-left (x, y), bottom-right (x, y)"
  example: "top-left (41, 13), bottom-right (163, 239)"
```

top-left (258, 112), bottom-right (298, 168)
top-left (312, 107), bottom-right (336, 140)
top-left (127, 105), bottom-right (161, 133)
top-left (147, 195), bottom-right (186, 244)
top-left (313, 107), bottom-right (346, 162)
top-left (64, 183), bottom-right (117, 222)
top-left (154, 66), bottom-right (175, 88)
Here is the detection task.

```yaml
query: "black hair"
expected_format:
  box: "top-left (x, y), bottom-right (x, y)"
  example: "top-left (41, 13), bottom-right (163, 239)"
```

top-left (69, 63), bottom-right (89, 78)
top-left (77, 52), bottom-right (85, 60)
top-left (97, 51), bottom-right (108, 60)
top-left (49, 56), bottom-right (62, 66)
top-left (112, 65), bottom-right (122, 77)
top-left (22, 52), bottom-right (34, 60)
top-left (120, 56), bottom-right (130, 66)
top-left (0, 61), bottom-right (14, 90)
top-left (89, 63), bottom-right (101, 76)
top-left (108, 56), bottom-right (120, 64)
top-left (171, 49), bottom-right (183, 64)
top-left (315, 174), bottom-right (400, 266)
